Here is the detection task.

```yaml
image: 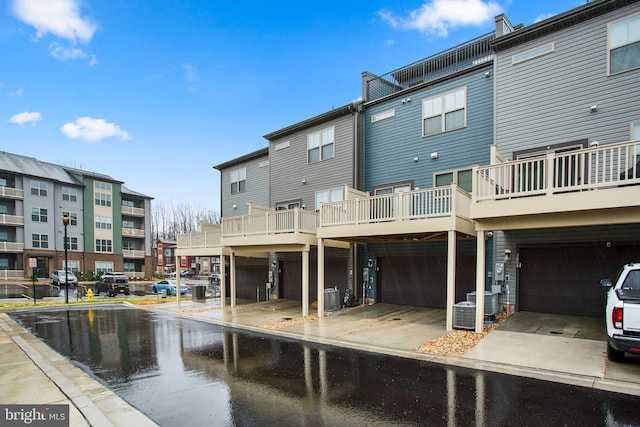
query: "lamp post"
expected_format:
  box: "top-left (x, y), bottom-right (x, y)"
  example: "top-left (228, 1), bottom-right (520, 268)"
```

top-left (62, 213), bottom-right (70, 304)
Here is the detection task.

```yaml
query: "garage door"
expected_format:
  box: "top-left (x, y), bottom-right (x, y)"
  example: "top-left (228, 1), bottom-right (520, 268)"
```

top-left (281, 256), bottom-right (348, 304)
top-left (376, 255), bottom-right (476, 308)
top-left (518, 244), bottom-right (639, 316)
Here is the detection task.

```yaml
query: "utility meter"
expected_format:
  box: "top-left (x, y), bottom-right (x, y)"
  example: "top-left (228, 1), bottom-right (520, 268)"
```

top-left (495, 262), bottom-right (505, 281)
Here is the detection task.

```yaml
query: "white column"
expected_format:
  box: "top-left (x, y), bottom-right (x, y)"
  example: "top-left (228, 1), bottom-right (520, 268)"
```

top-left (446, 230), bottom-right (456, 331)
top-left (302, 249), bottom-right (309, 317)
top-left (230, 250), bottom-right (236, 308)
top-left (317, 238), bottom-right (325, 317)
top-left (220, 255), bottom-right (226, 308)
top-left (475, 231), bottom-right (486, 333)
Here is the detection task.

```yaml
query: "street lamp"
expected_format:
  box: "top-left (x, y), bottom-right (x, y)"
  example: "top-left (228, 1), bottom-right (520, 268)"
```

top-left (62, 213), bottom-right (70, 304)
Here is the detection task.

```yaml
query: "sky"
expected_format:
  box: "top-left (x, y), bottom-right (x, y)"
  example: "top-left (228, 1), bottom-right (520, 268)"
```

top-left (1, 0), bottom-right (588, 214)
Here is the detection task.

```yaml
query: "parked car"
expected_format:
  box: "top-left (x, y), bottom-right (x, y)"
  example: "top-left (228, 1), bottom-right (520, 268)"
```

top-left (208, 273), bottom-right (221, 285)
top-left (95, 275), bottom-right (130, 297)
top-left (601, 262), bottom-right (640, 362)
top-left (101, 271), bottom-right (125, 279)
top-left (51, 270), bottom-right (78, 287)
top-left (152, 280), bottom-right (188, 296)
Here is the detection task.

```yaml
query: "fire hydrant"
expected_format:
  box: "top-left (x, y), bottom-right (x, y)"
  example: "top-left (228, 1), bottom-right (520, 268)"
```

top-left (86, 288), bottom-right (94, 302)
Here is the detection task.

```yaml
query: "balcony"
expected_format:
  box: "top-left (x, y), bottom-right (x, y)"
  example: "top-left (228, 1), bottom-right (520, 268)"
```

top-left (221, 208), bottom-right (319, 247)
top-left (125, 271), bottom-right (145, 279)
top-left (0, 186), bottom-right (24, 200)
top-left (0, 242), bottom-right (24, 253)
top-left (122, 249), bottom-right (145, 259)
top-left (122, 228), bottom-right (145, 238)
top-left (176, 224), bottom-right (225, 256)
top-left (318, 185), bottom-right (475, 241)
top-left (0, 214), bottom-right (24, 227)
top-left (122, 206), bottom-right (145, 217)
top-left (471, 140), bottom-right (640, 229)
top-left (0, 270), bottom-right (25, 280)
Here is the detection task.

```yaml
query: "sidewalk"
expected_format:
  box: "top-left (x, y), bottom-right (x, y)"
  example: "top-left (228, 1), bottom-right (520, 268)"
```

top-left (1, 297), bottom-right (640, 426)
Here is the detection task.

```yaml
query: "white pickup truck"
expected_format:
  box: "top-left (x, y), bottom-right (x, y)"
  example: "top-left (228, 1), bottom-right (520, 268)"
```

top-left (601, 262), bottom-right (640, 362)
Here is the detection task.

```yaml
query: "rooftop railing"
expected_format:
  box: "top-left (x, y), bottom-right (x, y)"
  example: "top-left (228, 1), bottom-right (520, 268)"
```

top-left (222, 208), bottom-right (318, 238)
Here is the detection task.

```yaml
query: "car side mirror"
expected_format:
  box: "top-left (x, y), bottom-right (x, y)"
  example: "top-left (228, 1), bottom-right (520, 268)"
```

top-left (600, 278), bottom-right (613, 287)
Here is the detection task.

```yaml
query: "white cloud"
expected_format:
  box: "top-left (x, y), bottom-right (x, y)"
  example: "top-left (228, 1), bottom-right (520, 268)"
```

top-left (379, 0), bottom-right (502, 37)
top-left (50, 43), bottom-right (86, 60)
top-left (60, 117), bottom-right (131, 142)
top-left (9, 88), bottom-right (24, 97)
top-left (12, 0), bottom-right (98, 43)
top-left (8, 111), bottom-right (42, 125)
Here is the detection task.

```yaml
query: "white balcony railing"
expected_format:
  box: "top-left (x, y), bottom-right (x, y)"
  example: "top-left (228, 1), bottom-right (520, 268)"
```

top-left (122, 228), bottom-right (145, 238)
top-left (125, 271), bottom-right (145, 279)
top-left (473, 140), bottom-right (640, 202)
top-left (222, 208), bottom-right (318, 237)
top-left (0, 214), bottom-right (24, 226)
top-left (122, 249), bottom-right (145, 258)
top-left (0, 270), bottom-right (25, 280)
top-left (0, 187), bottom-right (24, 199)
top-left (320, 185), bottom-right (469, 227)
top-left (122, 206), bottom-right (145, 217)
top-left (177, 231), bottom-right (221, 249)
top-left (0, 242), bottom-right (24, 252)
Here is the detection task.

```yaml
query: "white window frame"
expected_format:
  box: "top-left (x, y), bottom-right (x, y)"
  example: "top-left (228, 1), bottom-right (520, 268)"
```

top-left (374, 182), bottom-right (411, 195)
top-left (96, 239), bottom-right (113, 253)
top-left (608, 12), bottom-right (640, 75)
top-left (422, 87), bottom-right (467, 137)
top-left (307, 126), bottom-right (335, 163)
top-left (62, 211), bottom-right (78, 226)
top-left (315, 187), bottom-right (344, 209)
top-left (30, 180), bottom-right (48, 196)
top-left (435, 168), bottom-right (473, 193)
top-left (32, 233), bottom-right (48, 248)
top-left (230, 168), bottom-right (246, 194)
top-left (95, 261), bottom-right (114, 275)
top-left (276, 201), bottom-right (301, 210)
top-left (95, 216), bottom-right (112, 230)
top-left (31, 207), bottom-right (47, 223)
top-left (62, 187), bottom-right (77, 202)
top-left (512, 42), bottom-right (555, 65)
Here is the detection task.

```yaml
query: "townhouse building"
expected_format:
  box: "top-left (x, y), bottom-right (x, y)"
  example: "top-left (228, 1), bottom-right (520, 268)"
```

top-left (470, 0), bottom-right (640, 324)
top-left (0, 151), bottom-right (153, 280)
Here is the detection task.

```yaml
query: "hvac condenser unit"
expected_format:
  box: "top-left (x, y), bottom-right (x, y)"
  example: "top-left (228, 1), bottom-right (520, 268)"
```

top-left (453, 301), bottom-right (476, 330)
top-left (466, 291), bottom-right (498, 316)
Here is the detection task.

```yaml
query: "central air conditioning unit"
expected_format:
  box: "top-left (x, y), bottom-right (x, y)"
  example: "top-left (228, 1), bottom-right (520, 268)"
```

top-left (453, 301), bottom-right (476, 330)
top-left (466, 291), bottom-right (498, 316)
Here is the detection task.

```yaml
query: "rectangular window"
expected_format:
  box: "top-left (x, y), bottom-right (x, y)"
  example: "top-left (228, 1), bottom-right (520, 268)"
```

top-left (435, 169), bottom-right (473, 193)
top-left (512, 42), bottom-right (554, 64)
top-left (122, 200), bottom-right (134, 207)
top-left (276, 201), bottom-right (301, 210)
top-left (32, 234), bottom-right (48, 248)
top-left (96, 239), bottom-right (112, 253)
top-left (315, 187), bottom-right (344, 208)
top-left (62, 212), bottom-right (78, 226)
top-left (66, 237), bottom-right (78, 251)
top-left (422, 87), bottom-right (466, 136)
top-left (62, 187), bottom-right (78, 202)
top-left (95, 261), bottom-right (114, 275)
top-left (374, 183), bottom-right (411, 195)
top-left (123, 262), bottom-right (135, 273)
top-left (30, 181), bottom-right (47, 196)
top-left (64, 260), bottom-right (80, 273)
top-left (122, 220), bottom-right (135, 229)
top-left (609, 13), bottom-right (640, 74)
top-left (95, 182), bottom-right (112, 191)
top-left (307, 127), bottom-right (335, 163)
top-left (95, 216), bottom-right (112, 230)
top-left (31, 207), bottom-right (48, 223)
top-left (95, 193), bottom-right (112, 207)
top-left (230, 168), bottom-right (246, 194)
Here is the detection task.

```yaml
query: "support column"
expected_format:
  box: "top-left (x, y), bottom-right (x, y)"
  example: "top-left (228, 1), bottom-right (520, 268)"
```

top-left (446, 230), bottom-right (456, 331)
top-left (302, 249), bottom-right (309, 317)
top-left (230, 250), bottom-right (236, 308)
top-left (475, 231), bottom-right (486, 333)
top-left (317, 238), bottom-right (325, 317)
top-left (220, 254), bottom-right (226, 308)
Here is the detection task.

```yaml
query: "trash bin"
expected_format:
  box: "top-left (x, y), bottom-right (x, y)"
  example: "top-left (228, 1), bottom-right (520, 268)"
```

top-left (324, 288), bottom-right (340, 312)
top-left (193, 285), bottom-right (206, 302)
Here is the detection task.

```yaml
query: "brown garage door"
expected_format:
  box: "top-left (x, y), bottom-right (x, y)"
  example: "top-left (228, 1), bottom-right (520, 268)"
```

top-left (518, 244), bottom-right (639, 316)
top-left (376, 255), bottom-right (476, 308)
top-left (281, 255), bottom-right (348, 304)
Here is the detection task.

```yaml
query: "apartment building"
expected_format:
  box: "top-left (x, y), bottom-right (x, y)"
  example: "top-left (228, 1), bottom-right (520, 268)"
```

top-left (0, 151), bottom-right (153, 280)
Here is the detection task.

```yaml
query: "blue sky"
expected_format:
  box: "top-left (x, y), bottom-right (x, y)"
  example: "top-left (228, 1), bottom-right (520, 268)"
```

top-left (2, 0), bottom-right (586, 213)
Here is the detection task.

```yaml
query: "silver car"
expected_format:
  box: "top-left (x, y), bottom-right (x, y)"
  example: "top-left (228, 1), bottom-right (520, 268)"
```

top-left (51, 270), bottom-right (78, 286)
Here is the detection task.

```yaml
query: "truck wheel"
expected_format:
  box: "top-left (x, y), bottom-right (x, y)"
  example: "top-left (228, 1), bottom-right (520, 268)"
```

top-left (607, 343), bottom-right (625, 362)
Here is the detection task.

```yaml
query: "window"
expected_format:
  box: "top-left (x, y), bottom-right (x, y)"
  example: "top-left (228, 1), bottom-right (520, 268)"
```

top-left (371, 109), bottom-right (395, 123)
top-left (30, 181), bottom-right (47, 196)
top-left (0, 231), bottom-right (8, 242)
top-left (276, 201), bottom-right (301, 210)
top-left (122, 220), bottom-right (135, 229)
top-left (31, 208), bottom-right (48, 223)
top-left (122, 200), bottom-right (134, 207)
top-left (315, 187), bottom-right (344, 208)
top-left (609, 13), bottom-right (640, 74)
top-left (66, 237), bottom-right (78, 251)
top-left (95, 261), bottom-right (114, 275)
top-left (0, 258), bottom-right (8, 270)
top-left (307, 127), bottom-right (335, 163)
top-left (374, 183), bottom-right (411, 195)
top-left (95, 193), bottom-right (111, 207)
top-left (422, 87), bottom-right (466, 136)
top-left (63, 212), bottom-right (78, 226)
top-left (96, 239), bottom-right (112, 253)
top-left (64, 260), bottom-right (79, 273)
top-left (230, 168), bottom-right (246, 194)
top-left (95, 182), bottom-right (112, 191)
top-left (95, 216), bottom-right (112, 230)
top-left (32, 234), bottom-right (48, 248)
top-left (435, 169), bottom-right (473, 192)
top-left (123, 262), bottom-right (135, 273)
top-left (0, 178), bottom-right (6, 187)
top-left (62, 187), bottom-right (77, 202)
top-left (512, 42), bottom-right (554, 64)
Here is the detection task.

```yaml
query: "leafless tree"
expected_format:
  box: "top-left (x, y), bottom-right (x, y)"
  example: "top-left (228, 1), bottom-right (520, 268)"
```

top-left (151, 201), bottom-right (220, 241)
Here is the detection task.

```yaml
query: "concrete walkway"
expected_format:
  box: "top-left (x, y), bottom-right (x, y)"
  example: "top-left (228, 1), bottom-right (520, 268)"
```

top-left (1, 297), bottom-right (640, 426)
